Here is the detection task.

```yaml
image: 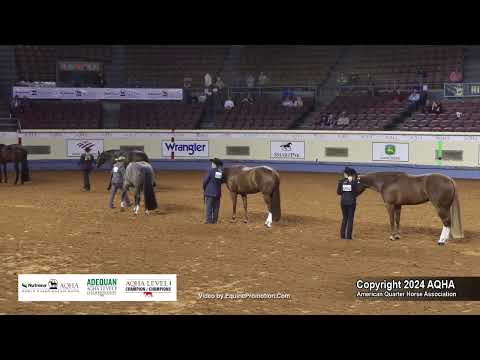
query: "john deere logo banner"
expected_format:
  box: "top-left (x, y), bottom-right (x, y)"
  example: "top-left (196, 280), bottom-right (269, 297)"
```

top-left (372, 143), bottom-right (409, 162)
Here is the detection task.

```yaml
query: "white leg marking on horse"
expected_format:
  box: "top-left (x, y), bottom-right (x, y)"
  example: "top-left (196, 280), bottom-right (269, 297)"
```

top-left (121, 201), bottom-right (125, 208)
top-left (265, 212), bottom-right (272, 228)
top-left (134, 205), bottom-right (140, 215)
top-left (438, 226), bottom-right (449, 244)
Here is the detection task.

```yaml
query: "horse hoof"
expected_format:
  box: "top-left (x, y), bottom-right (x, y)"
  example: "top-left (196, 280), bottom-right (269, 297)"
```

top-left (394, 234), bottom-right (401, 240)
top-left (389, 235), bottom-right (397, 241)
top-left (243, 219), bottom-right (248, 223)
top-left (438, 242), bottom-right (445, 246)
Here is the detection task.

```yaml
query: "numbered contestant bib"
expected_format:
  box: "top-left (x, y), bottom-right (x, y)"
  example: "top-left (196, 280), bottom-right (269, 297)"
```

top-left (113, 166), bottom-right (119, 173)
top-left (215, 171), bottom-right (223, 179)
top-left (342, 184), bottom-right (352, 192)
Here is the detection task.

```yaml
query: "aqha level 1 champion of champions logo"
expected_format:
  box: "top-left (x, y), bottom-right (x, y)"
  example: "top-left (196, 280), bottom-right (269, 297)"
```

top-left (125, 279), bottom-right (173, 298)
top-left (87, 278), bottom-right (118, 297)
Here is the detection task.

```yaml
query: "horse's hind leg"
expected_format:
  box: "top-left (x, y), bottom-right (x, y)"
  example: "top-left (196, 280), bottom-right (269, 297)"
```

top-left (14, 162), bottom-right (20, 185)
top-left (3, 163), bottom-right (7, 183)
top-left (436, 205), bottom-right (452, 246)
top-left (230, 192), bottom-right (238, 222)
top-left (133, 189), bottom-right (141, 215)
top-left (263, 193), bottom-right (273, 228)
top-left (394, 205), bottom-right (402, 239)
top-left (385, 203), bottom-right (397, 240)
top-left (241, 195), bottom-right (248, 223)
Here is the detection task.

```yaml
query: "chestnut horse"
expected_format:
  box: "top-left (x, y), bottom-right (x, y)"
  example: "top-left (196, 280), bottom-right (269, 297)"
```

top-left (223, 165), bottom-right (281, 228)
top-left (357, 172), bottom-right (463, 245)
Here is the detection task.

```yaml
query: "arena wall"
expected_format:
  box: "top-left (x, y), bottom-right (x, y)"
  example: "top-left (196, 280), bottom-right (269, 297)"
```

top-left (2, 130), bottom-right (480, 178)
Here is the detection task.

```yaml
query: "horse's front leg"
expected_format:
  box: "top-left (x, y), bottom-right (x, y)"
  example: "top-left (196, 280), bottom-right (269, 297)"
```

top-left (385, 203), bottom-right (397, 240)
top-left (3, 163), bottom-right (7, 183)
top-left (241, 194), bottom-right (248, 223)
top-left (0, 162), bottom-right (3, 183)
top-left (394, 205), bottom-right (402, 239)
top-left (230, 191), bottom-right (238, 222)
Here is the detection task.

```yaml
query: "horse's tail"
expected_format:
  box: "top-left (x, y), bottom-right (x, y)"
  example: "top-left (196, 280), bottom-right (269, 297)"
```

top-left (143, 169), bottom-right (158, 211)
top-left (21, 157), bottom-right (30, 182)
top-left (271, 178), bottom-right (281, 222)
top-left (450, 181), bottom-right (464, 239)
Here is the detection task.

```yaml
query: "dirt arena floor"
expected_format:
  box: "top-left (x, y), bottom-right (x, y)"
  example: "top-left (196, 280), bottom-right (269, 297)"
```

top-left (1, 169), bottom-right (480, 315)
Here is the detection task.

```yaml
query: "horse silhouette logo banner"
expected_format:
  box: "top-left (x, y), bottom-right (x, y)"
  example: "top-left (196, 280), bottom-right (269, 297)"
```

top-left (144, 291), bottom-right (153, 297)
top-left (280, 142), bottom-right (293, 151)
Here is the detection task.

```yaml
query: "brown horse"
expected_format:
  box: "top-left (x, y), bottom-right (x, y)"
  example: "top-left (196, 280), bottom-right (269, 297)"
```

top-left (357, 172), bottom-right (463, 245)
top-left (223, 165), bottom-right (281, 227)
top-left (0, 144), bottom-right (30, 185)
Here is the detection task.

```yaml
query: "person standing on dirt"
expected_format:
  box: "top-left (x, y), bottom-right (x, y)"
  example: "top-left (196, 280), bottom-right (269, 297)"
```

top-left (337, 166), bottom-right (360, 240)
top-left (203, 158), bottom-right (224, 224)
top-left (107, 156), bottom-right (131, 209)
top-left (78, 146), bottom-right (96, 192)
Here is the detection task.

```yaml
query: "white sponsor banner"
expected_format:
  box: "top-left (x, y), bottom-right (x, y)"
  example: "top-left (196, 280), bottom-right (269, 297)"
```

top-left (372, 142), bottom-right (409, 162)
top-left (66, 139), bottom-right (104, 157)
top-left (162, 140), bottom-right (209, 158)
top-left (13, 87), bottom-right (183, 101)
top-left (270, 141), bottom-right (305, 160)
top-left (18, 274), bottom-right (177, 302)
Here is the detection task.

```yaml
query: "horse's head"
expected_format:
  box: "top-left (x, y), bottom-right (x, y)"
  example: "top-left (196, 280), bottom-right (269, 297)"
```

top-left (96, 150), bottom-right (107, 168)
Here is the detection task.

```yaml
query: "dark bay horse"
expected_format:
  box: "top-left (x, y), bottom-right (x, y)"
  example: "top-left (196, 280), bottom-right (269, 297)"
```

top-left (0, 144), bottom-right (30, 185)
top-left (223, 165), bottom-right (281, 227)
top-left (122, 161), bottom-right (157, 215)
top-left (357, 172), bottom-right (463, 245)
top-left (96, 149), bottom-right (150, 169)
top-left (97, 149), bottom-right (150, 189)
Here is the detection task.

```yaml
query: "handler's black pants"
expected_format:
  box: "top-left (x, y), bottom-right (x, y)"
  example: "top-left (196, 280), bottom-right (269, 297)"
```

top-left (83, 169), bottom-right (92, 191)
top-left (340, 203), bottom-right (356, 239)
top-left (205, 196), bottom-right (220, 224)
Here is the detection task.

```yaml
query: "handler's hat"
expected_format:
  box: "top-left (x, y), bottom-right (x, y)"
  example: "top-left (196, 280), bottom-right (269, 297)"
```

top-left (344, 166), bottom-right (357, 176)
top-left (210, 158), bottom-right (223, 167)
top-left (116, 156), bottom-right (126, 161)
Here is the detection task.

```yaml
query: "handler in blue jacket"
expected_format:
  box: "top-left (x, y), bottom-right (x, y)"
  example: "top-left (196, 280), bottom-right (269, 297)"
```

top-left (203, 158), bottom-right (224, 224)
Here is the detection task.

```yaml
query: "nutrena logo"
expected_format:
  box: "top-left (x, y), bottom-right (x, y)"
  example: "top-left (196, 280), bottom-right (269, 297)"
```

top-left (163, 141), bottom-right (207, 156)
top-left (385, 144), bottom-right (396, 155)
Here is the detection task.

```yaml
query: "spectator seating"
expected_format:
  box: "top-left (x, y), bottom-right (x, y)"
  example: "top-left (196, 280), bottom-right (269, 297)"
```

top-left (222, 46), bottom-right (341, 87)
top-left (19, 101), bottom-right (103, 129)
top-left (119, 102), bottom-right (205, 129)
top-left (337, 46), bottom-right (464, 86)
top-left (398, 99), bottom-right (480, 132)
top-left (213, 97), bottom-right (314, 130)
top-left (303, 93), bottom-right (411, 131)
top-left (125, 46), bottom-right (230, 88)
top-left (15, 45), bottom-right (113, 83)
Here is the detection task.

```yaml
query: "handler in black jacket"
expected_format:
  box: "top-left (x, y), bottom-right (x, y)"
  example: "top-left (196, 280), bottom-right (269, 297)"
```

top-left (337, 166), bottom-right (360, 240)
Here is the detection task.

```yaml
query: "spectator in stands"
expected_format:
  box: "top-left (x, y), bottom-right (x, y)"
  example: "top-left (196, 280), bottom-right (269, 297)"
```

top-left (337, 72), bottom-right (348, 85)
top-left (326, 113), bottom-right (335, 127)
top-left (241, 93), bottom-right (254, 104)
top-left (294, 96), bottom-right (304, 108)
top-left (258, 72), bottom-right (268, 86)
top-left (393, 88), bottom-right (404, 103)
top-left (204, 73), bottom-right (213, 88)
top-left (215, 76), bottom-right (225, 90)
top-left (282, 88), bottom-right (294, 100)
top-left (456, 111), bottom-right (462, 119)
top-left (10, 95), bottom-right (20, 119)
top-left (184, 75), bottom-right (193, 89)
top-left (337, 111), bottom-right (350, 126)
top-left (224, 98), bottom-right (235, 110)
top-left (282, 96), bottom-right (294, 107)
top-left (97, 73), bottom-right (105, 88)
top-left (408, 89), bottom-right (421, 111)
top-left (422, 99), bottom-right (431, 114)
top-left (432, 101), bottom-right (442, 114)
top-left (449, 67), bottom-right (463, 83)
top-left (246, 74), bottom-right (255, 88)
